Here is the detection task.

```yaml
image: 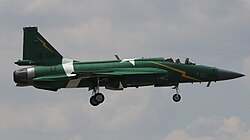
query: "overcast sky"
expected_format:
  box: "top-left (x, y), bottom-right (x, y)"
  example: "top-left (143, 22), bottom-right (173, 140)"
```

top-left (0, 0), bottom-right (250, 140)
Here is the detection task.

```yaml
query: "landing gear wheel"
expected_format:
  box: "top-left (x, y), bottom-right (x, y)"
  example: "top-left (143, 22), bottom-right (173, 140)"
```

top-left (90, 96), bottom-right (99, 106)
top-left (89, 93), bottom-right (105, 106)
top-left (89, 77), bottom-right (105, 106)
top-left (173, 94), bottom-right (181, 102)
top-left (95, 93), bottom-right (105, 104)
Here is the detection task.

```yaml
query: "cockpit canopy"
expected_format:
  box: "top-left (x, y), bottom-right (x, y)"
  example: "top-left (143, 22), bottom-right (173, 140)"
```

top-left (165, 58), bottom-right (196, 65)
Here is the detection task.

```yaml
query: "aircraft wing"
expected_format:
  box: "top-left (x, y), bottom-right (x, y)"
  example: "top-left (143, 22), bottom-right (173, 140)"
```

top-left (73, 68), bottom-right (168, 78)
top-left (32, 68), bottom-right (168, 82)
top-left (33, 74), bottom-right (70, 81)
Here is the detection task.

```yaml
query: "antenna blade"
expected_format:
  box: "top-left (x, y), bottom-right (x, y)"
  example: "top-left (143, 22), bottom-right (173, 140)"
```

top-left (115, 55), bottom-right (120, 60)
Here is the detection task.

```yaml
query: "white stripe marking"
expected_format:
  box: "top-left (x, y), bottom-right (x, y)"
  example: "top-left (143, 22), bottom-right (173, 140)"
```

top-left (66, 78), bottom-right (82, 88)
top-left (119, 82), bottom-right (124, 89)
top-left (62, 58), bottom-right (76, 77)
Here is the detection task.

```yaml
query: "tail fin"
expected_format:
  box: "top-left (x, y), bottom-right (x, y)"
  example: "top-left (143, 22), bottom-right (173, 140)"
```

top-left (15, 27), bottom-right (63, 66)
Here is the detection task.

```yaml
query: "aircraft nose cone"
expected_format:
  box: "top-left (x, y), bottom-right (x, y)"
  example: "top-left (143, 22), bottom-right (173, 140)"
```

top-left (217, 69), bottom-right (245, 81)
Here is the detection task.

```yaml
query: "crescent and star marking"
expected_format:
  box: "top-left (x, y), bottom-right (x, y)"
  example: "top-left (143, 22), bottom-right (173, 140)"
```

top-left (150, 61), bottom-right (202, 82)
top-left (120, 59), bottom-right (135, 66)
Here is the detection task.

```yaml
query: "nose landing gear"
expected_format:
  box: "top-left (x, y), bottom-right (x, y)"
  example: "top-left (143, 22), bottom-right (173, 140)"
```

top-left (172, 84), bottom-right (181, 102)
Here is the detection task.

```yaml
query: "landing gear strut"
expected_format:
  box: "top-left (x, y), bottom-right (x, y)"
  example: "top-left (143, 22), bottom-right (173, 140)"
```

top-left (172, 84), bottom-right (181, 102)
top-left (89, 78), bottom-right (105, 106)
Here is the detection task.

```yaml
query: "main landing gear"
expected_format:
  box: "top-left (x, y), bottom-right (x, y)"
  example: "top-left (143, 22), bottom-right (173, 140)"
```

top-left (89, 78), bottom-right (182, 105)
top-left (172, 84), bottom-right (181, 102)
top-left (89, 78), bottom-right (105, 106)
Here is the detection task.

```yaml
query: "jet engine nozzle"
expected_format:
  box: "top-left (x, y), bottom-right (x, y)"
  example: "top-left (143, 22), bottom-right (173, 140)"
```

top-left (13, 68), bottom-right (28, 83)
top-left (13, 67), bottom-right (35, 83)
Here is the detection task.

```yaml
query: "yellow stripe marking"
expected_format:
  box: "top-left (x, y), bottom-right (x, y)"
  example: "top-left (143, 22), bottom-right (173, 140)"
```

top-left (35, 36), bottom-right (53, 52)
top-left (151, 61), bottom-right (202, 82)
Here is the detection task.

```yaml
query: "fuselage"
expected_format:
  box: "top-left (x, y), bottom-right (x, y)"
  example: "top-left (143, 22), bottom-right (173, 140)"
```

top-left (14, 57), bottom-right (231, 91)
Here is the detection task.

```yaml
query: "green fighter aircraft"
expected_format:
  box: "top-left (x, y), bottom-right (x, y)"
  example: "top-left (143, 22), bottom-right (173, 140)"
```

top-left (14, 27), bottom-right (245, 106)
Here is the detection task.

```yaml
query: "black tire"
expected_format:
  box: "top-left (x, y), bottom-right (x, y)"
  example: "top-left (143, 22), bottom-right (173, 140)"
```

top-left (95, 93), bottom-right (105, 104)
top-left (90, 96), bottom-right (99, 106)
top-left (173, 94), bottom-right (181, 102)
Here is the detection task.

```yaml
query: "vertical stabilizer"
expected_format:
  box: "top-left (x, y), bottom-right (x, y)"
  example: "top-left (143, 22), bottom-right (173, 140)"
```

top-left (16, 27), bottom-right (63, 66)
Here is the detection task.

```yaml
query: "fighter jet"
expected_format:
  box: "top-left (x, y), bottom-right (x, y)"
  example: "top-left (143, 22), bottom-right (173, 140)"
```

top-left (13, 27), bottom-right (245, 106)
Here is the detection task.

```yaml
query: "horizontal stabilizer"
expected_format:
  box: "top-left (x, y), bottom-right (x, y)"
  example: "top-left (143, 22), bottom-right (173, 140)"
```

top-left (15, 60), bottom-right (36, 66)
